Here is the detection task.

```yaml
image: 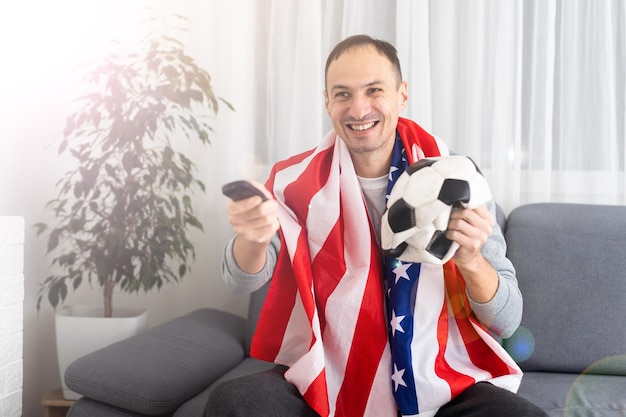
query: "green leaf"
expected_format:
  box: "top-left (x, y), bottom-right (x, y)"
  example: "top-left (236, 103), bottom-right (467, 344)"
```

top-left (58, 139), bottom-right (68, 154)
top-left (219, 97), bottom-right (235, 111)
top-left (47, 229), bottom-right (61, 253)
top-left (34, 223), bottom-right (48, 235)
top-left (189, 89), bottom-right (203, 103)
top-left (58, 253), bottom-right (76, 267)
top-left (72, 276), bottom-right (83, 290)
top-left (105, 164), bottom-right (116, 177)
top-left (58, 282), bottom-right (68, 304)
top-left (48, 283), bottom-right (60, 308)
top-left (186, 214), bottom-right (203, 231)
top-left (73, 182), bottom-right (83, 199)
top-left (63, 116), bottom-right (75, 137)
top-left (122, 152), bottom-right (135, 172)
top-left (69, 217), bottom-right (85, 233)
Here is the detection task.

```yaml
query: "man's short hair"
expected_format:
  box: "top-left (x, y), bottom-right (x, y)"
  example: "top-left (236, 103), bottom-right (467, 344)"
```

top-left (324, 34), bottom-right (403, 89)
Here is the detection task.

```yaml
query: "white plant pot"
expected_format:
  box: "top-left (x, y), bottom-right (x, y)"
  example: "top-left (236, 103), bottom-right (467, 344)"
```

top-left (55, 305), bottom-right (148, 400)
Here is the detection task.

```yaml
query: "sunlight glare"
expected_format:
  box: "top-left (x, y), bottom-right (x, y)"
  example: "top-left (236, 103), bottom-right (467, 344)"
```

top-left (0, 0), bottom-right (154, 98)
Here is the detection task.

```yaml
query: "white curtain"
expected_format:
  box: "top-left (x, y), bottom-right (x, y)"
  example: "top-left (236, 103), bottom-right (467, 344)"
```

top-left (394, 0), bottom-right (625, 212)
top-left (210, 0), bottom-right (625, 214)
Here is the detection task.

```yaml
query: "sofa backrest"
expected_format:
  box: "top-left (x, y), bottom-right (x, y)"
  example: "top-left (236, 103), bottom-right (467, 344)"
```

top-left (245, 203), bottom-right (626, 374)
top-left (504, 202), bottom-right (626, 375)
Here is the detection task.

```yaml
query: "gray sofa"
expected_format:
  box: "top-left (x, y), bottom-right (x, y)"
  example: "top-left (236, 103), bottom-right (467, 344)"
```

top-left (65, 202), bottom-right (626, 416)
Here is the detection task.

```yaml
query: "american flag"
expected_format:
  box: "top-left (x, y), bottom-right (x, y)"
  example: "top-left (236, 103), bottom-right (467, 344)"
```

top-left (384, 129), bottom-right (522, 416)
top-left (251, 118), bottom-right (522, 417)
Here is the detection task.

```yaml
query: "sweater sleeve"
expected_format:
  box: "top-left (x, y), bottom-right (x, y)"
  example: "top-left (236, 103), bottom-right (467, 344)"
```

top-left (221, 202), bottom-right (522, 339)
top-left (467, 200), bottom-right (522, 339)
top-left (221, 233), bottom-right (280, 294)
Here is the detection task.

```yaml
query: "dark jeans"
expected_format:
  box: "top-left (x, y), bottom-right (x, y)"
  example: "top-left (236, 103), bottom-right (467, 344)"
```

top-left (204, 365), bottom-right (548, 417)
top-left (205, 366), bottom-right (319, 417)
top-left (435, 381), bottom-right (548, 417)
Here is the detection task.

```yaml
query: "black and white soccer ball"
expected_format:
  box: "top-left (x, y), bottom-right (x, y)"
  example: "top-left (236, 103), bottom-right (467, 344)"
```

top-left (381, 155), bottom-right (492, 264)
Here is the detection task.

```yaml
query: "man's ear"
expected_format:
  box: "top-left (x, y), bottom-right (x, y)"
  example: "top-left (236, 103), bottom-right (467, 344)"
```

top-left (399, 81), bottom-right (409, 110)
top-left (323, 90), bottom-right (330, 113)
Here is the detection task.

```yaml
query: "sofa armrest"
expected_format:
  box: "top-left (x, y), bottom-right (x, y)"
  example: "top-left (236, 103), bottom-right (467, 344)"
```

top-left (65, 308), bottom-right (246, 415)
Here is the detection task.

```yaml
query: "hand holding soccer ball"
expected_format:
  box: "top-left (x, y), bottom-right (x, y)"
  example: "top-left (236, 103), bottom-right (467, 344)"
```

top-left (381, 155), bottom-right (492, 264)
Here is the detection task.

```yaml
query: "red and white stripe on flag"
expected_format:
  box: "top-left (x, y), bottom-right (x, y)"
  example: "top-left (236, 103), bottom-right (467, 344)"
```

top-left (250, 130), bottom-right (397, 417)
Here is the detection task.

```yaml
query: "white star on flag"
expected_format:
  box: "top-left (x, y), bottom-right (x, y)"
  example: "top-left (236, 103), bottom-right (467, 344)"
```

top-left (388, 165), bottom-right (399, 181)
top-left (390, 310), bottom-right (405, 337)
top-left (391, 363), bottom-right (407, 392)
top-left (392, 261), bottom-right (411, 284)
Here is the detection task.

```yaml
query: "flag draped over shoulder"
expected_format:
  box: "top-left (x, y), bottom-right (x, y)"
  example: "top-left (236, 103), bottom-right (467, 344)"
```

top-left (250, 118), bottom-right (522, 417)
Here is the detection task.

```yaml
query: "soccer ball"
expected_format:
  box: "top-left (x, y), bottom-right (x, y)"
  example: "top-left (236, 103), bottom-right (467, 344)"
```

top-left (381, 155), bottom-right (492, 264)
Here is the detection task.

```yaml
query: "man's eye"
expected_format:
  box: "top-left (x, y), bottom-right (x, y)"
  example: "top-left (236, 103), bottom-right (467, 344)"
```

top-left (335, 92), bottom-right (349, 98)
top-left (368, 88), bottom-right (382, 94)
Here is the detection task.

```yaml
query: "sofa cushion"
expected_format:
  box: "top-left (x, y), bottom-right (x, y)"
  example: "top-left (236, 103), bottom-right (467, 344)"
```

top-left (65, 309), bottom-right (246, 416)
top-left (516, 372), bottom-right (579, 417)
top-left (68, 398), bottom-right (147, 417)
top-left (504, 203), bottom-right (626, 374)
top-left (517, 371), bottom-right (626, 417)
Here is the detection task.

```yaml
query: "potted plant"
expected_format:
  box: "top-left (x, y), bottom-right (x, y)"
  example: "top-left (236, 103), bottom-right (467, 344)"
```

top-left (35, 22), bottom-right (233, 398)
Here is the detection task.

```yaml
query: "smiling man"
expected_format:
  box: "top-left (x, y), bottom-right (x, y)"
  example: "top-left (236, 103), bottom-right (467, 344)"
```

top-left (206, 35), bottom-right (547, 417)
top-left (323, 41), bottom-right (407, 178)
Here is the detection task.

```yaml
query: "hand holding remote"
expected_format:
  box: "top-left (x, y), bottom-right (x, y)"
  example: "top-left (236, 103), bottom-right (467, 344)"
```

top-left (222, 180), bottom-right (278, 253)
top-left (222, 180), bottom-right (268, 201)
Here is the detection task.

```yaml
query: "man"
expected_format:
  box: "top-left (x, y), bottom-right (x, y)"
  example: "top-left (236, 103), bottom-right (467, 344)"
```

top-left (207, 35), bottom-right (547, 417)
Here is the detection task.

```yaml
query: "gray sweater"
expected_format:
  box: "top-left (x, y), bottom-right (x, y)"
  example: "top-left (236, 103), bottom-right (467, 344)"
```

top-left (221, 199), bottom-right (522, 339)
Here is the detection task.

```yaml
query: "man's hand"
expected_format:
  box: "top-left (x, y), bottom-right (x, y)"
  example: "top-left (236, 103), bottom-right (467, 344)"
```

top-left (446, 204), bottom-right (499, 303)
top-left (226, 181), bottom-right (279, 244)
top-left (446, 205), bottom-right (493, 269)
top-left (226, 181), bottom-right (280, 273)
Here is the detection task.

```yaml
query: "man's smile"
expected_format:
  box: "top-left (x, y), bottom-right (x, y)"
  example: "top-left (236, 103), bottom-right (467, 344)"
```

top-left (347, 121), bottom-right (379, 131)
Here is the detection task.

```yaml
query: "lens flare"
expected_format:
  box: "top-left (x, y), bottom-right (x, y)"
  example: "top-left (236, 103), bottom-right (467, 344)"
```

top-left (502, 325), bottom-right (535, 363)
top-left (564, 355), bottom-right (626, 416)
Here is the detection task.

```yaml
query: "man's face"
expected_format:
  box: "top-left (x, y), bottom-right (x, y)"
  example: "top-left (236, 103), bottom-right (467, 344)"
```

top-left (324, 45), bottom-right (408, 160)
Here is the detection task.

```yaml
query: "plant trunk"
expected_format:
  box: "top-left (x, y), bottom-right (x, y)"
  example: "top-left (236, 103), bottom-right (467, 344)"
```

top-left (103, 276), bottom-right (114, 318)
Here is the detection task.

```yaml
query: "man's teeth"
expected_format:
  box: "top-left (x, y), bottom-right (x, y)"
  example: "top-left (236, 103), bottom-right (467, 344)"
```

top-left (350, 122), bottom-right (376, 131)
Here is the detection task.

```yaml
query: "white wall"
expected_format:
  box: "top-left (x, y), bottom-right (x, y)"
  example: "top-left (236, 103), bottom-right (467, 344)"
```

top-left (0, 2), bottom-right (256, 415)
top-left (0, 217), bottom-right (24, 417)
